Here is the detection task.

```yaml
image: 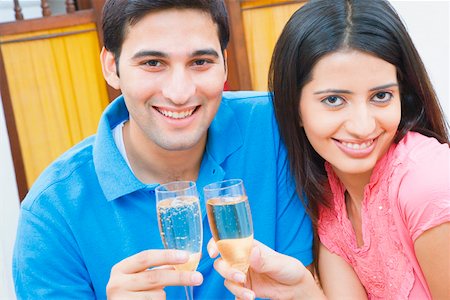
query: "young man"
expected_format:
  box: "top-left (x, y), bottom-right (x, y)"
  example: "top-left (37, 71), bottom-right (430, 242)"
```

top-left (13, 0), bottom-right (313, 299)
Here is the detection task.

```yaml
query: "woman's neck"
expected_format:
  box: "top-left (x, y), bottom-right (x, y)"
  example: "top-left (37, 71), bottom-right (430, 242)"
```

top-left (333, 167), bottom-right (372, 205)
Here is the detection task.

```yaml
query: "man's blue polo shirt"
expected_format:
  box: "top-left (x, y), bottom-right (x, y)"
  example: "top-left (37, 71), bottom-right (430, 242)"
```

top-left (13, 91), bottom-right (313, 299)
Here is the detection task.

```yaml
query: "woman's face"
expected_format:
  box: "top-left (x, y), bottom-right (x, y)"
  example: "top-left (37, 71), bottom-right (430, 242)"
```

top-left (299, 50), bottom-right (401, 180)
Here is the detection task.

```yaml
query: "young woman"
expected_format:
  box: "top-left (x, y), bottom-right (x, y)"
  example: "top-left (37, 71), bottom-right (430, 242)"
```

top-left (208, 0), bottom-right (449, 299)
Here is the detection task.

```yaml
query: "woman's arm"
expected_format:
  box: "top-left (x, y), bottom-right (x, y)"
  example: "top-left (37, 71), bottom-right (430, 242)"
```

top-left (319, 243), bottom-right (368, 299)
top-left (414, 222), bottom-right (450, 299)
top-left (394, 137), bottom-right (450, 298)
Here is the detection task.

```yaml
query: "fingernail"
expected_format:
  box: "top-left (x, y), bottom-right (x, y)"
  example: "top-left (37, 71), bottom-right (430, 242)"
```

top-left (232, 272), bottom-right (246, 283)
top-left (244, 291), bottom-right (255, 300)
top-left (207, 246), bottom-right (217, 258)
top-left (191, 272), bottom-right (203, 285)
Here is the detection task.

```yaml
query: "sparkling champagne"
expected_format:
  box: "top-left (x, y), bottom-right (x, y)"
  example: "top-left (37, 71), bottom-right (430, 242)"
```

top-left (157, 196), bottom-right (202, 271)
top-left (206, 196), bottom-right (253, 272)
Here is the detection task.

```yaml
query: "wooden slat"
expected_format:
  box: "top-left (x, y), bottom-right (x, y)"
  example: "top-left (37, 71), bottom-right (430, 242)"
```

top-left (40, 0), bottom-right (52, 17)
top-left (76, 0), bottom-right (93, 10)
top-left (0, 0), bottom-right (111, 200)
top-left (13, 0), bottom-right (24, 20)
top-left (225, 0), bottom-right (252, 90)
top-left (89, 0), bottom-right (106, 46)
top-left (66, 0), bottom-right (76, 13)
top-left (0, 10), bottom-right (96, 36)
top-left (0, 28), bottom-right (97, 45)
top-left (89, 0), bottom-right (121, 102)
top-left (0, 47), bottom-right (28, 201)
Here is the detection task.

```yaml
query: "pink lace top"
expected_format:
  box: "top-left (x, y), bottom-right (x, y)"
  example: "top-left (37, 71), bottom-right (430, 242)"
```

top-left (318, 132), bottom-right (450, 299)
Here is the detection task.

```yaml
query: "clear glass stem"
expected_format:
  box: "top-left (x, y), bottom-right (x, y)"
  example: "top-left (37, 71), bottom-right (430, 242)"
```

top-left (184, 286), bottom-right (194, 300)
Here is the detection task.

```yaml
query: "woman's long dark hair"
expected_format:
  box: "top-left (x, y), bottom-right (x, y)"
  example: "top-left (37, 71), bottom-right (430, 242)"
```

top-left (269, 0), bottom-right (449, 275)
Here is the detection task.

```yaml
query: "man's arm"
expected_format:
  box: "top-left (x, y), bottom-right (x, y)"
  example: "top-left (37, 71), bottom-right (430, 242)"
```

top-left (13, 208), bottom-right (95, 299)
top-left (14, 206), bottom-right (203, 299)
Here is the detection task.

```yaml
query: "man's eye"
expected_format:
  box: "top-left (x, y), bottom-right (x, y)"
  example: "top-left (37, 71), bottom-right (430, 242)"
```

top-left (145, 60), bottom-right (161, 67)
top-left (193, 59), bottom-right (208, 66)
top-left (322, 96), bottom-right (344, 107)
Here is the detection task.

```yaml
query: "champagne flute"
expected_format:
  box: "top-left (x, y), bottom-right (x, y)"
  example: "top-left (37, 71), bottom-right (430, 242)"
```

top-left (155, 181), bottom-right (202, 300)
top-left (203, 179), bottom-right (253, 273)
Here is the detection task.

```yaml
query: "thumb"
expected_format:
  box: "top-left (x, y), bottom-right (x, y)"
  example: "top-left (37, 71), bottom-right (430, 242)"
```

top-left (249, 242), bottom-right (307, 285)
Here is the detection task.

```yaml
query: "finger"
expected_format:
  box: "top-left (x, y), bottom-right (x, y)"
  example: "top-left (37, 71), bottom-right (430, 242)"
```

top-left (224, 279), bottom-right (255, 300)
top-left (207, 239), bottom-right (219, 258)
top-left (149, 265), bottom-right (174, 271)
top-left (249, 245), bottom-right (306, 285)
top-left (113, 249), bottom-right (190, 274)
top-left (124, 269), bottom-right (203, 291)
top-left (213, 258), bottom-right (247, 284)
top-left (135, 289), bottom-right (166, 299)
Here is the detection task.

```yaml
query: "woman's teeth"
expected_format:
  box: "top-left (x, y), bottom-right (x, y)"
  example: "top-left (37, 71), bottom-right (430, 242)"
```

top-left (341, 139), bottom-right (374, 150)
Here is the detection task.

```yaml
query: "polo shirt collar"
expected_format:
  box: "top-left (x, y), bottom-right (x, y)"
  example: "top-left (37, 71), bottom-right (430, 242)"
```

top-left (94, 97), bottom-right (148, 201)
top-left (94, 95), bottom-right (243, 201)
top-left (205, 99), bottom-right (243, 165)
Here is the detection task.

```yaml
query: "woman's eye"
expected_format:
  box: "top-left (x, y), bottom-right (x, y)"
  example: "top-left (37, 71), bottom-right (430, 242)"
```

top-left (322, 95), bottom-right (344, 107)
top-left (372, 91), bottom-right (393, 103)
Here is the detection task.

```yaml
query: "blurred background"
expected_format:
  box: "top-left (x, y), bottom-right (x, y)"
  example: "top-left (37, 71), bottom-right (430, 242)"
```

top-left (1, 1), bottom-right (449, 298)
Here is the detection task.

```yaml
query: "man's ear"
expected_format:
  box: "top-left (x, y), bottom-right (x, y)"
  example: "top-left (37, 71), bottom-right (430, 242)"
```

top-left (100, 47), bottom-right (120, 90)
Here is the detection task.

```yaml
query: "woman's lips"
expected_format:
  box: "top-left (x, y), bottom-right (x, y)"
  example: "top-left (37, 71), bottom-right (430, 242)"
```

top-left (333, 137), bottom-right (377, 158)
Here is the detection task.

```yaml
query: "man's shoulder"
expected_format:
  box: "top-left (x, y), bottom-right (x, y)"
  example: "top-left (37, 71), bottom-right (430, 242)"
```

top-left (22, 135), bottom-right (97, 209)
top-left (222, 91), bottom-right (271, 106)
top-left (221, 91), bottom-right (274, 117)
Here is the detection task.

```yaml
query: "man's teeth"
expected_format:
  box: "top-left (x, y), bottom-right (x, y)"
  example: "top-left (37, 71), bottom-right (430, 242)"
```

top-left (341, 139), bottom-right (374, 150)
top-left (159, 108), bottom-right (195, 119)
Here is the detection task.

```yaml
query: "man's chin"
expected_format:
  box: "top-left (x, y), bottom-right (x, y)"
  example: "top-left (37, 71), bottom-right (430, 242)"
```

top-left (158, 138), bottom-right (203, 152)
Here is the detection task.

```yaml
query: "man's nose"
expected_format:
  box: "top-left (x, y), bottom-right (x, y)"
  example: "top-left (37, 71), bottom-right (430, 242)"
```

top-left (161, 67), bottom-right (196, 105)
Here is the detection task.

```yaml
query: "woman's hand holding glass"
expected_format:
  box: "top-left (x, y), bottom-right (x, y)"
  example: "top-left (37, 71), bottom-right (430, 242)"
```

top-left (208, 239), bottom-right (325, 300)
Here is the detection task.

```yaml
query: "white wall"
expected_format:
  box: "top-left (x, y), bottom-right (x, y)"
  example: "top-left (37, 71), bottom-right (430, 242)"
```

top-left (390, 0), bottom-right (450, 121)
top-left (0, 1), bottom-right (449, 299)
top-left (0, 0), bottom-right (67, 22)
top-left (0, 94), bottom-right (20, 300)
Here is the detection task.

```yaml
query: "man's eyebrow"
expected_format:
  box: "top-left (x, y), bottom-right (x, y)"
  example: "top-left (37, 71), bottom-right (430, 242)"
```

top-left (130, 49), bottom-right (219, 60)
top-left (131, 50), bottom-right (168, 60)
top-left (192, 49), bottom-right (219, 58)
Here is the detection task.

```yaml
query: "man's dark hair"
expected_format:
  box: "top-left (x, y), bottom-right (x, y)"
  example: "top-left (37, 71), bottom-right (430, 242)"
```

top-left (102, 0), bottom-right (229, 60)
